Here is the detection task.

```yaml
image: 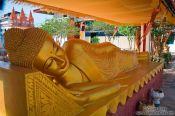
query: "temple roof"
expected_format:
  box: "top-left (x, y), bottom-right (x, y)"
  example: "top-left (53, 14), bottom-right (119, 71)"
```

top-left (28, 11), bottom-right (34, 23)
top-left (10, 7), bottom-right (17, 20)
top-left (1, 7), bottom-right (35, 27)
top-left (19, 8), bottom-right (27, 23)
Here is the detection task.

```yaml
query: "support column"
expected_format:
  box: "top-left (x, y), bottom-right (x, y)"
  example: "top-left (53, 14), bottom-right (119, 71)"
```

top-left (146, 30), bottom-right (151, 52)
top-left (141, 24), bottom-right (151, 52)
top-left (140, 24), bottom-right (145, 52)
top-left (135, 26), bottom-right (141, 52)
top-left (141, 24), bottom-right (146, 52)
top-left (80, 22), bottom-right (86, 40)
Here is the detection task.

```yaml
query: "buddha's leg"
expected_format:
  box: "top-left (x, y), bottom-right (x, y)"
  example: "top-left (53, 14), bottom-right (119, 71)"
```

top-left (66, 80), bottom-right (120, 91)
top-left (69, 83), bottom-right (121, 105)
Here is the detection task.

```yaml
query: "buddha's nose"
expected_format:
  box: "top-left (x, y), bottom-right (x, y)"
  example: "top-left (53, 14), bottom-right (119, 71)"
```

top-left (54, 49), bottom-right (65, 57)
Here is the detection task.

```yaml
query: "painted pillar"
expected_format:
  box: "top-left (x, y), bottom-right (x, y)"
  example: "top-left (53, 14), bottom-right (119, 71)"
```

top-left (135, 26), bottom-right (141, 52)
top-left (80, 22), bottom-right (86, 40)
top-left (140, 24), bottom-right (151, 52)
top-left (146, 30), bottom-right (151, 52)
top-left (141, 24), bottom-right (146, 52)
top-left (140, 24), bottom-right (144, 52)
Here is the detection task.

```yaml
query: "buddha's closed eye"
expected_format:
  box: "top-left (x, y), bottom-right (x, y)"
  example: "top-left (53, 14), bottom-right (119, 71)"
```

top-left (44, 58), bottom-right (54, 69)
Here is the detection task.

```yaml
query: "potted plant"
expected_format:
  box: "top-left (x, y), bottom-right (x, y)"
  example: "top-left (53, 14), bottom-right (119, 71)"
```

top-left (150, 89), bottom-right (164, 107)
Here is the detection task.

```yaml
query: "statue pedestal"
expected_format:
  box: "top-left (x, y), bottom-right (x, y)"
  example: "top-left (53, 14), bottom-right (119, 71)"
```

top-left (0, 61), bottom-right (29, 116)
top-left (0, 60), bottom-right (164, 116)
top-left (107, 70), bottom-right (163, 116)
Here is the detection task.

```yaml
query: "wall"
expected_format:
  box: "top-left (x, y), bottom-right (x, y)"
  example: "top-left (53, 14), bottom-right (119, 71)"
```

top-left (168, 40), bottom-right (175, 55)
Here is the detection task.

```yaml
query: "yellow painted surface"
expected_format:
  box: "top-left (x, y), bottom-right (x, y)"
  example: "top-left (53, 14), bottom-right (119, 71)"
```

top-left (0, 80), bottom-right (6, 116)
top-left (1, 28), bottom-right (164, 116)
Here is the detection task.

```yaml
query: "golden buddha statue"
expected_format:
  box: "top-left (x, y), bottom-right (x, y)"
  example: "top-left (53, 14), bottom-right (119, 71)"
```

top-left (4, 28), bottom-right (138, 85)
top-left (3, 28), bottom-right (162, 116)
top-left (4, 28), bottom-right (124, 105)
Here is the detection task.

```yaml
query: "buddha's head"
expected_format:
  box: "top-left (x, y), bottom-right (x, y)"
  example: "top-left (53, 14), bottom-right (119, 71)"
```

top-left (4, 28), bottom-right (69, 76)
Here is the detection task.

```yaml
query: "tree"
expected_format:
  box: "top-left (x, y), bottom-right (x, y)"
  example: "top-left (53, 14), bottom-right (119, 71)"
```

top-left (89, 21), bottom-right (115, 41)
top-left (151, 22), bottom-right (173, 57)
top-left (87, 21), bottom-right (137, 49)
top-left (40, 17), bottom-right (79, 43)
top-left (152, 27), bottom-right (165, 37)
top-left (118, 26), bottom-right (137, 49)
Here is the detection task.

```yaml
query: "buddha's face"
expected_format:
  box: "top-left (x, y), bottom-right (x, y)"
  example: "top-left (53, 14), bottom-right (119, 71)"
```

top-left (34, 37), bottom-right (69, 76)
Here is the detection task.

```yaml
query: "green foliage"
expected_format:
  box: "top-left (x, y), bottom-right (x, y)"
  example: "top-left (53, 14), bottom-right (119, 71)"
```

top-left (118, 26), bottom-right (137, 39)
top-left (40, 17), bottom-right (79, 38)
top-left (89, 21), bottom-right (115, 41)
top-left (87, 21), bottom-right (138, 49)
top-left (118, 26), bottom-right (137, 49)
top-left (162, 52), bottom-right (172, 68)
top-left (91, 36), bottom-right (100, 44)
top-left (162, 52), bottom-right (172, 62)
top-left (152, 21), bottom-right (174, 37)
top-left (152, 27), bottom-right (165, 37)
top-left (92, 21), bottom-right (115, 35)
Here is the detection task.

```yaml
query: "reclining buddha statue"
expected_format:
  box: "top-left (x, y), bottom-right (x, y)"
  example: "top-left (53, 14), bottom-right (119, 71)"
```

top-left (3, 28), bottom-right (138, 115)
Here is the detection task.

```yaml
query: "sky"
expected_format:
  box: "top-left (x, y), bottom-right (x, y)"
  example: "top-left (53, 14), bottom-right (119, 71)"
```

top-left (0, 0), bottom-right (53, 27)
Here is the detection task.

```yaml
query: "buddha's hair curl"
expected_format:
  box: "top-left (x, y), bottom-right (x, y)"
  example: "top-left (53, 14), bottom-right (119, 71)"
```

top-left (4, 28), bottom-right (52, 68)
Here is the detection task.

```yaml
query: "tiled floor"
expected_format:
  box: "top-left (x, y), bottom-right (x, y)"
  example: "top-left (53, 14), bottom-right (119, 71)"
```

top-left (161, 57), bottom-right (175, 113)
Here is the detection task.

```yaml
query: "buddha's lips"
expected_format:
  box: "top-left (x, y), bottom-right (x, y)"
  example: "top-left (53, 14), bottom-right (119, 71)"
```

top-left (59, 58), bottom-right (68, 69)
top-left (60, 62), bottom-right (67, 69)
